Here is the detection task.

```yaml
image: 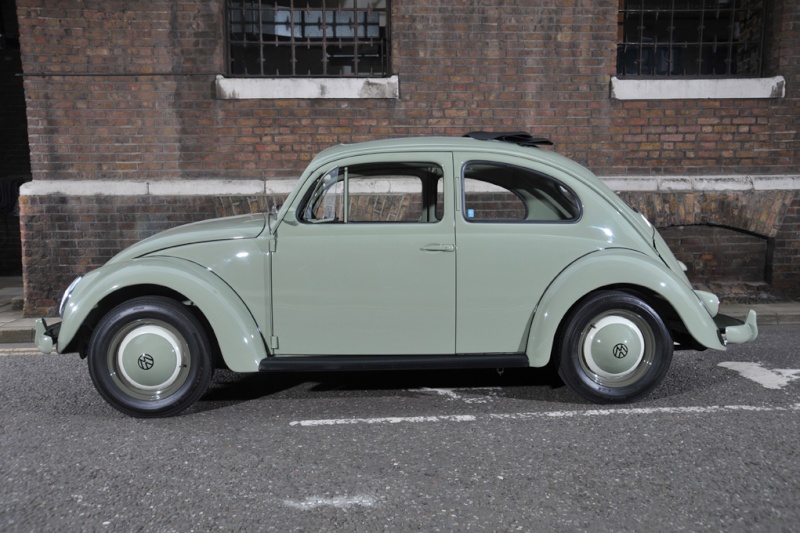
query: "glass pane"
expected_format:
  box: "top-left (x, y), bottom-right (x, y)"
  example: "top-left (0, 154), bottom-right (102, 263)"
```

top-left (293, 45), bottom-right (326, 75)
top-left (263, 43), bottom-right (293, 75)
top-left (463, 163), bottom-right (579, 222)
top-left (347, 165), bottom-right (428, 223)
top-left (229, 43), bottom-right (263, 76)
top-left (303, 169), bottom-right (343, 223)
top-left (704, 10), bottom-right (735, 43)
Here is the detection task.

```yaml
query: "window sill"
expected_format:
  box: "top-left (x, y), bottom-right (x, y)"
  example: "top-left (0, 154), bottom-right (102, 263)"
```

top-left (610, 76), bottom-right (785, 100)
top-left (215, 75), bottom-right (399, 100)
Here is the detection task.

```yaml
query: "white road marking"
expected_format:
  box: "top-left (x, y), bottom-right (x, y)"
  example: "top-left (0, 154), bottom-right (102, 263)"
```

top-left (283, 494), bottom-right (376, 510)
top-left (0, 347), bottom-right (45, 357)
top-left (416, 387), bottom-right (501, 404)
top-left (290, 414), bottom-right (476, 427)
top-left (290, 404), bottom-right (800, 427)
top-left (719, 362), bottom-right (800, 390)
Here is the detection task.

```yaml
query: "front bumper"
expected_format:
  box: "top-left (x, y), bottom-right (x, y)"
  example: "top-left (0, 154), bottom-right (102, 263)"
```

top-left (34, 318), bottom-right (61, 354)
top-left (714, 310), bottom-right (758, 345)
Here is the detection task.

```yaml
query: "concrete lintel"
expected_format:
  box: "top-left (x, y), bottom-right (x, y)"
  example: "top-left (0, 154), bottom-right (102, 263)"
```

top-left (215, 75), bottom-right (400, 100)
top-left (610, 76), bottom-right (786, 100)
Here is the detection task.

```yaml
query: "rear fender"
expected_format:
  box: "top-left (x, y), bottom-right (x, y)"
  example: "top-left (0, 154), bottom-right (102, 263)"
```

top-left (58, 257), bottom-right (268, 372)
top-left (525, 249), bottom-right (725, 367)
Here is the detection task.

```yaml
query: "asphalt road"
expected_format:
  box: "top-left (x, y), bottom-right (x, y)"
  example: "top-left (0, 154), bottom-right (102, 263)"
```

top-left (1, 325), bottom-right (799, 532)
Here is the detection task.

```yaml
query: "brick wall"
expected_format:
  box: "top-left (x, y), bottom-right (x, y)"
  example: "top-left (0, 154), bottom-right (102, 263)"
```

top-left (20, 193), bottom-right (287, 315)
top-left (14, 0), bottom-right (800, 312)
top-left (619, 190), bottom-right (800, 301)
top-left (16, 0), bottom-right (799, 180)
top-left (659, 225), bottom-right (769, 289)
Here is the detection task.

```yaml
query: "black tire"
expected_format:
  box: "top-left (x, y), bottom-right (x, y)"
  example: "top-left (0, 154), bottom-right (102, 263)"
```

top-left (87, 296), bottom-right (214, 417)
top-left (557, 290), bottom-right (673, 403)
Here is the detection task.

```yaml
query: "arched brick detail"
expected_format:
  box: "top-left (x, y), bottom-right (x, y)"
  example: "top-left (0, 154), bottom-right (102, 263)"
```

top-left (617, 191), bottom-right (794, 238)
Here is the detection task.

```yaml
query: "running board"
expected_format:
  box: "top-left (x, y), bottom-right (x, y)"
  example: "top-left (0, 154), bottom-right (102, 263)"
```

top-left (258, 354), bottom-right (530, 373)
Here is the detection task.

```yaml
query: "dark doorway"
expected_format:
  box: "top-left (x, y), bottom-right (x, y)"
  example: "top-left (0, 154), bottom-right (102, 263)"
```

top-left (1, 0), bottom-right (30, 275)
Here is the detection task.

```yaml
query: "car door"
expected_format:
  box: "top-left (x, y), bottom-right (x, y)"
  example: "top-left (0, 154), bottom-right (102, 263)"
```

top-left (271, 153), bottom-right (456, 356)
top-left (453, 153), bottom-right (590, 354)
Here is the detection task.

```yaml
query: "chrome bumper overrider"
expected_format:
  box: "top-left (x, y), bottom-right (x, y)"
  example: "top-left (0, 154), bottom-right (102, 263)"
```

top-left (34, 318), bottom-right (60, 354)
top-left (714, 310), bottom-right (758, 345)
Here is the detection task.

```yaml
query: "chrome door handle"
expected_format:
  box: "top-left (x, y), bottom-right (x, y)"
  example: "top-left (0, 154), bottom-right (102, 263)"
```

top-left (420, 244), bottom-right (456, 252)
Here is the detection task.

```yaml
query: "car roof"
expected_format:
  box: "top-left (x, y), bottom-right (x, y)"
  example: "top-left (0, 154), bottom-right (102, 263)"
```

top-left (310, 136), bottom-right (594, 180)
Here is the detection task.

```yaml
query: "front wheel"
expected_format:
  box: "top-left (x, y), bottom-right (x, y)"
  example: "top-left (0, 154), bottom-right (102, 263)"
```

top-left (557, 291), bottom-right (673, 403)
top-left (87, 296), bottom-right (213, 417)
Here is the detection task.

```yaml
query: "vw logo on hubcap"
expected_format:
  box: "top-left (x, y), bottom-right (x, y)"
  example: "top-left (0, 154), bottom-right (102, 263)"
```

top-left (137, 353), bottom-right (155, 370)
top-left (612, 343), bottom-right (629, 359)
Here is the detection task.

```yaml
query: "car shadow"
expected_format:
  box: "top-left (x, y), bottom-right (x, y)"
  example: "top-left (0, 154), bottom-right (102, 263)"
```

top-left (193, 366), bottom-right (572, 414)
top-left (191, 351), bottom-right (734, 415)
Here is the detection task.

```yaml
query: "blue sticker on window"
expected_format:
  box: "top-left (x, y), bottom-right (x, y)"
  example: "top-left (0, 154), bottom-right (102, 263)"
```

top-left (467, 209), bottom-right (475, 218)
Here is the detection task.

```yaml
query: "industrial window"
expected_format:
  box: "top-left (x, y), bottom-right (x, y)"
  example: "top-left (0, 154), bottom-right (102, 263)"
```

top-left (617, 0), bottom-right (766, 77)
top-left (227, 0), bottom-right (390, 77)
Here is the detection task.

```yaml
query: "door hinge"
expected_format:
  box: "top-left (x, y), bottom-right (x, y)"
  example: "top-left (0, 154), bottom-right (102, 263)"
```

top-left (269, 237), bottom-right (277, 252)
top-left (270, 336), bottom-right (279, 350)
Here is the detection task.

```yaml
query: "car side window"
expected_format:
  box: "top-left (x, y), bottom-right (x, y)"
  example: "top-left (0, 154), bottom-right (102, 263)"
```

top-left (462, 162), bottom-right (580, 222)
top-left (304, 168), bottom-right (344, 222)
top-left (300, 162), bottom-right (444, 223)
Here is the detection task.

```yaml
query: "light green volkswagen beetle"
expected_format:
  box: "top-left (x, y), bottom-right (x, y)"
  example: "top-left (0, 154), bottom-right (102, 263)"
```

top-left (35, 133), bottom-right (758, 417)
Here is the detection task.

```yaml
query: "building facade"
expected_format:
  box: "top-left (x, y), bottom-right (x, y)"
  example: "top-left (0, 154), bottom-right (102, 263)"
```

top-left (13, 0), bottom-right (800, 315)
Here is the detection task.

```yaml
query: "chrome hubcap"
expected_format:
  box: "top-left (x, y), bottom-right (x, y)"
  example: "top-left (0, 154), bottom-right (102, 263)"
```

top-left (117, 325), bottom-right (183, 391)
top-left (108, 320), bottom-right (191, 401)
top-left (579, 310), bottom-right (654, 388)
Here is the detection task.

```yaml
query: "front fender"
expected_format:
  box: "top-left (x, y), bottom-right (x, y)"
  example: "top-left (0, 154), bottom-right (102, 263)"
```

top-left (59, 257), bottom-right (268, 372)
top-left (524, 249), bottom-right (725, 367)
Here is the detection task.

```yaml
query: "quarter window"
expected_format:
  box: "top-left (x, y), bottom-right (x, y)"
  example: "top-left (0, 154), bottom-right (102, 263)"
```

top-left (617, 0), bottom-right (766, 77)
top-left (227, 0), bottom-right (390, 77)
top-left (462, 162), bottom-right (580, 223)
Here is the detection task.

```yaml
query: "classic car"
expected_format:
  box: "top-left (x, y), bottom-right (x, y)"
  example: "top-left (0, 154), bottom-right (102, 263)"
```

top-left (35, 133), bottom-right (758, 417)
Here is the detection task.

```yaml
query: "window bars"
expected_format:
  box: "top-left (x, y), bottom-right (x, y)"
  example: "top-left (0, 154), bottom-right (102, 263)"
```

top-left (617, 0), bottom-right (766, 77)
top-left (228, 0), bottom-right (390, 77)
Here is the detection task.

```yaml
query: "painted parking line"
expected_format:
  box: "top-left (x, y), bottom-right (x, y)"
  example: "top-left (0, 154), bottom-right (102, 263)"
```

top-left (283, 494), bottom-right (376, 510)
top-left (289, 404), bottom-right (800, 427)
top-left (0, 347), bottom-right (46, 357)
top-left (415, 387), bottom-right (501, 404)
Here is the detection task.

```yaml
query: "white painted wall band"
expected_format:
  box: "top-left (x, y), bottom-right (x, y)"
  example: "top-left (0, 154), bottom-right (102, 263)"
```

top-left (19, 175), bottom-right (800, 197)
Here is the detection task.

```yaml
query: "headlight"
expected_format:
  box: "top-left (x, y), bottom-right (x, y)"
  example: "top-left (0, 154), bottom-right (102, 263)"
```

top-left (59, 276), bottom-right (82, 318)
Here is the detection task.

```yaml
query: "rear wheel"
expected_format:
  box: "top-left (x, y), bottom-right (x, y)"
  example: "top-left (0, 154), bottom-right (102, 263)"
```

top-left (557, 291), bottom-right (672, 403)
top-left (87, 296), bottom-right (213, 417)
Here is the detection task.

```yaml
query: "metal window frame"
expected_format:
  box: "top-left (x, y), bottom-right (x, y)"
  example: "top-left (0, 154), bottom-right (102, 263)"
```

top-left (225, 0), bottom-right (391, 78)
top-left (617, 0), bottom-right (767, 78)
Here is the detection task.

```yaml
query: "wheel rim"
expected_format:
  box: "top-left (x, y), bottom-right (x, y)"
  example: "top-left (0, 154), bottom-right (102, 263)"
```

top-left (107, 319), bottom-right (192, 401)
top-left (578, 310), bottom-right (655, 388)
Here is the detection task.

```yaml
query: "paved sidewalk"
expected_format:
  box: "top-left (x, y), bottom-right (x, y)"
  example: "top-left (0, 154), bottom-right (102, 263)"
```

top-left (1, 276), bottom-right (798, 345)
top-left (0, 277), bottom-right (33, 344)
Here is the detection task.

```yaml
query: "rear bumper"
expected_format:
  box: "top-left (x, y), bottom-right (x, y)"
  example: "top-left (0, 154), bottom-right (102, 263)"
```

top-left (34, 318), bottom-right (60, 354)
top-left (714, 310), bottom-right (758, 345)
